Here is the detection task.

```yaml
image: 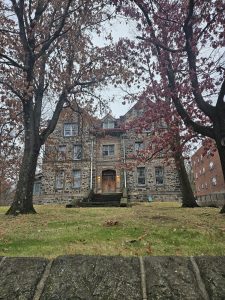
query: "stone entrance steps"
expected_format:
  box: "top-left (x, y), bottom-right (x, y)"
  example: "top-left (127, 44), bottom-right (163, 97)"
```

top-left (79, 193), bottom-right (123, 207)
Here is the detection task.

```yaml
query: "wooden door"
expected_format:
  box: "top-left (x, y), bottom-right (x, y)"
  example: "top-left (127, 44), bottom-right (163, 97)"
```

top-left (102, 170), bottom-right (116, 193)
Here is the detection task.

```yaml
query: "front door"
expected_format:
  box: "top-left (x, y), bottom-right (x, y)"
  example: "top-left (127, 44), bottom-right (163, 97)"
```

top-left (102, 170), bottom-right (116, 193)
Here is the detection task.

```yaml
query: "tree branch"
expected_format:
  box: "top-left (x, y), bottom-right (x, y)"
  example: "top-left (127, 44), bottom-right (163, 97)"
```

top-left (40, 88), bottom-right (68, 143)
top-left (217, 78), bottom-right (225, 108)
top-left (0, 53), bottom-right (27, 70)
top-left (183, 0), bottom-right (216, 120)
top-left (166, 56), bottom-right (215, 139)
top-left (35, 0), bottom-right (73, 59)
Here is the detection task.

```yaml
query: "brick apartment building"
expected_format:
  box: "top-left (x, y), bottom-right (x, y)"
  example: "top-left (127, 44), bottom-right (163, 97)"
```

top-left (33, 102), bottom-right (182, 205)
top-left (191, 145), bottom-right (225, 206)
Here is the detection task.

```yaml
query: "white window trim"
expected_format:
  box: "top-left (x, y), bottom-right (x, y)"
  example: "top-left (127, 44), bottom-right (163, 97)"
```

top-left (64, 123), bottom-right (78, 137)
top-left (103, 119), bottom-right (115, 129)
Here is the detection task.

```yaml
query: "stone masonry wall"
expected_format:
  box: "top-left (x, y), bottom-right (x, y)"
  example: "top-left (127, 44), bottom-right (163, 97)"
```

top-left (36, 106), bottom-right (182, 205)
top-left (36, 108), bottom-right (94, 205)
top-left (124, 130), bottom-right (182, 202)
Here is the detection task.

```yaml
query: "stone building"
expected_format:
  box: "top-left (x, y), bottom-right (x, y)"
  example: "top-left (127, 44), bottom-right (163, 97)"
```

top-left (34, 103), bottom-right (182, 205)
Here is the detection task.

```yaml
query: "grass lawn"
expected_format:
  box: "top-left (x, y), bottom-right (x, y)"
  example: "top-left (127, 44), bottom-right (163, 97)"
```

top-left (0, 202), bottom-right (224, 258)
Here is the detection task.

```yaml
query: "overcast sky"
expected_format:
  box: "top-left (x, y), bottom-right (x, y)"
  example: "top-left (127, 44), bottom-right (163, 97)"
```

top-left (93, 16), bottom-right (138, 118)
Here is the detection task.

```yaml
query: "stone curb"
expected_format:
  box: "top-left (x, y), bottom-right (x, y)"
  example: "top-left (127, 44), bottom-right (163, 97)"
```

top-left (0, 255), bottom-right (225, 299)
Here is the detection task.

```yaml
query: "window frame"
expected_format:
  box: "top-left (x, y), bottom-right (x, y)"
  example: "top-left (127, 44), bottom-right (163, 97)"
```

top-left (63, 123), bottom-right (78, 137)
top-left (55, 170), bottom-right (65, 190)
top-left (73, 144), bottom-right (82, 160)
top-left (137, 166), bottom-right (146, 186)
top-left (102, 119), bottom-right (115, 129)
top-left (211, 176), bottom-right (217, 186)
top-left (33, 181), bottom-right (41, 195)
top-left (72, 169), bottom-right (81, 189)
top-left (134, 141), bottom-right (144, 153)
top-left (155, 166), bottom-right (164, 185)
top-left (102, 144), bottom-right (115, 157)
top-left (58, 145), bottom-right (66, 160)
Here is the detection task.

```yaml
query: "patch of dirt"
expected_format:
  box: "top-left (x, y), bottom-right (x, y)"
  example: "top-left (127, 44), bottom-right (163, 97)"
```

top-left (150, 215), bottom-right (177, 222)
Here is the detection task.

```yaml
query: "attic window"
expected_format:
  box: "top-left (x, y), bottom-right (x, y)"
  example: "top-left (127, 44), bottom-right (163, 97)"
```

top-left (103, 119), bottom-right (115, 129)
top-left (64, 123), bottom-right (78, 136)
top-left (64, 123), bottom-right (78, 137)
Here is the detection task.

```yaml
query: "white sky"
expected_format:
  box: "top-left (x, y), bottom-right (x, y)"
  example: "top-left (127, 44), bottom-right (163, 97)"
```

top-left (93, 16), bottom-right (138, 118)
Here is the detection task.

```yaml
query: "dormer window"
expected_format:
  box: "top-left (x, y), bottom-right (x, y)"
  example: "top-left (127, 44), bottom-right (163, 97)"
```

top-left (103, 119), bottom-right (115, 129)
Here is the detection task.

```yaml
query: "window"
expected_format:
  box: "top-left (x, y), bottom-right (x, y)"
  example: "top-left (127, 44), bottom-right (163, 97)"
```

top-left (33, 182), bottom-right (41, 195)
top-left (55, 171), bottom-right (64, 189)
top-left (134, 141), bottom-right (144, 152)
top-left (103, 119), bottom-right (115, 129)
top-left (72, 169), bottom-right (81, 188)
top-left (209, 161), bottom-right (214, 170)
top-left (64, 123), bottom-right (78, 137)
top-left (102, 144), bottom-right (115, 156)
top-left (158, 150), bottom-right (164, 158)
top-left (155, 166), bottom-right (164, 185)
top-left (211, 177), bottom-right (217, 186)
top-left (158, 118), bottom-right (167, 129)
top-left (207, 149), bottom-right (211, 157)
top-left (137, 167), bottom-right (145, 185)
top-left (58, 145), bottom-right (66, 160)
top-left (73, 145), bottom-right (82, 160)
top-left (202, 167), bottom-right (205, 174)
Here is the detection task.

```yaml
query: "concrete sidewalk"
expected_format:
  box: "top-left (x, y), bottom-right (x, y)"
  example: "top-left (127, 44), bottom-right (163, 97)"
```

top-left (0, 255), bottom-right (224, 299)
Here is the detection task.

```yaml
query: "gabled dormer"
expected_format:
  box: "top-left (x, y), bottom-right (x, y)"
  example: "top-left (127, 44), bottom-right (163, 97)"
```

top-left (102, 114), bottom-right (116, 129)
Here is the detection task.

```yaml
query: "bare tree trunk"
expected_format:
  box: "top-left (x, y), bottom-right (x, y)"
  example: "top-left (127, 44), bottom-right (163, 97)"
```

top-left (6, 144), bottom-right (40, 215)
top-left (6, 99), bottom-right (41, 215)
top-left (215, 138), bottom-right (225, 214)
top-left (174, 152), bottom-right (199, 208)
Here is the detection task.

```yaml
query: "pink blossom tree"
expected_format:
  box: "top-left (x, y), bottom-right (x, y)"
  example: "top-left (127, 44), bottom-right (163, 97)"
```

top-left (0, 0), bottom-right (125, 214)
top-left (112, 0), bottom-right (225, 211)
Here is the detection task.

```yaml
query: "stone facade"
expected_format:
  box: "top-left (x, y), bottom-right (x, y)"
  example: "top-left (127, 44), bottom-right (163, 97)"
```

top-left (34, 104), bottom-right (182, 204)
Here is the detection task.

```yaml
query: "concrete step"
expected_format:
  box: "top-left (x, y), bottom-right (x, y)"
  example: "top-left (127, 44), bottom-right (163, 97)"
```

top-left (92, 193), bottom-right (122, 203)
top-left (79, 201), bottom-right (120, 207)
top-left (79, 193), bottom-right (123, 207)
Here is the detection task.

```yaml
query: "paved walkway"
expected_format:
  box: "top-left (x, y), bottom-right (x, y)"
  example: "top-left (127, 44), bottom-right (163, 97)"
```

top-left (0, 255), bottom-right (225, 299)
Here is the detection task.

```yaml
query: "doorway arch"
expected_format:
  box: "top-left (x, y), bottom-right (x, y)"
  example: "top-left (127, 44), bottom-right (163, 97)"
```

top-left (102, 170), bottom-right (116, 193)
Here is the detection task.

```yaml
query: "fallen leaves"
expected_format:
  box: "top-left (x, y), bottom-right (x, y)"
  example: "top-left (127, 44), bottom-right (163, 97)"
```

top-left (103, 220), bottom-right (119, 227)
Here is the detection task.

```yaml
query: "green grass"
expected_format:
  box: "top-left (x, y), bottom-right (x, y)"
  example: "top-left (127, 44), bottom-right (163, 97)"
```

top-left (0, 202), bottom-right (224, 258)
